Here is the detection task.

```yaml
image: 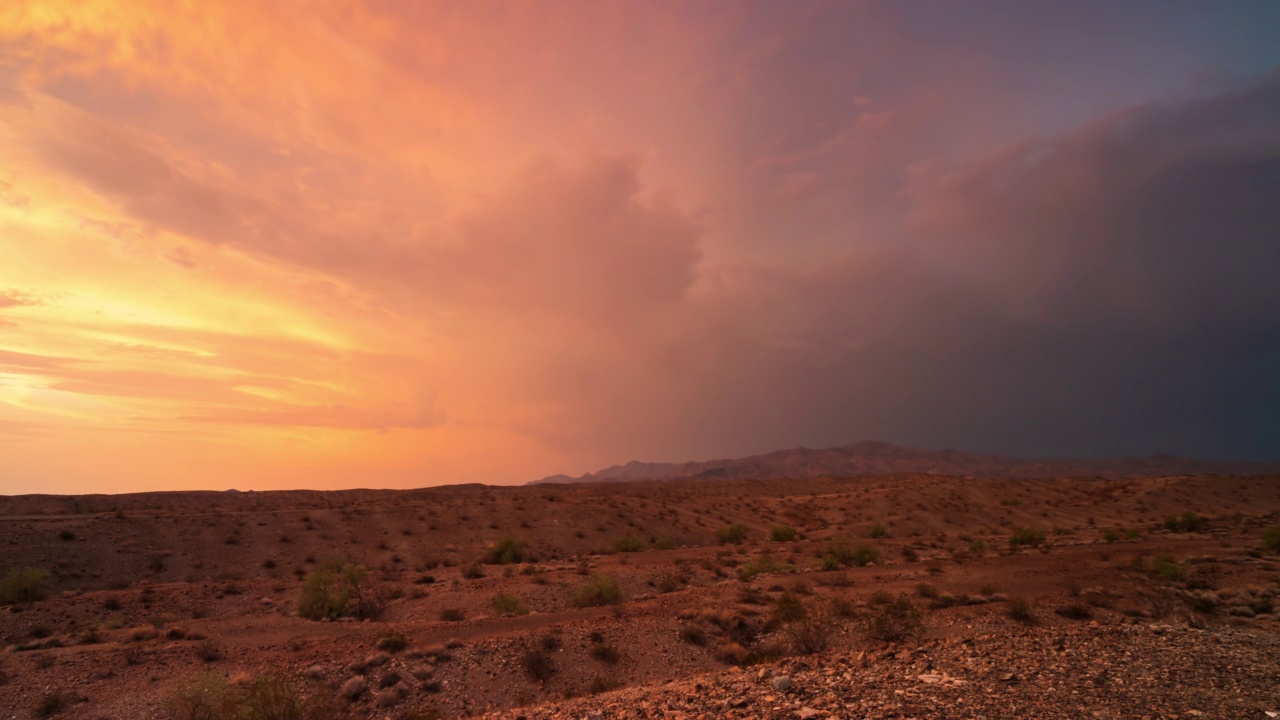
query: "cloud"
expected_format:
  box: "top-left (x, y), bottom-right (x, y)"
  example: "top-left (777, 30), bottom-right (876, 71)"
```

top-left (0, 289), bottom-right (42, 309)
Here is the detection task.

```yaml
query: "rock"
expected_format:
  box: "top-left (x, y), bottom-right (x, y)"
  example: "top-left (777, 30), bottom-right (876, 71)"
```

top-left (305, 665), bottom-right (325, 680)
top-left (770, 676), bottom-right (793, 692)
top-left (798, 708), bottom-right (824, 720)
top-left (340, 677), bottom-right (367, 700)
top-left (729, 697), bottom-right (750, 708)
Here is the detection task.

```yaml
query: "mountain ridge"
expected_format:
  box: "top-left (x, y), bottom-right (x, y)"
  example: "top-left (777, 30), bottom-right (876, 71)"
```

top-left (530, 440), bottom-right (1280, 484)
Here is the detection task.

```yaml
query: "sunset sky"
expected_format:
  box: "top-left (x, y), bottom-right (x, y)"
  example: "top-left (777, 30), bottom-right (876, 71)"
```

top-left (2, 1), bottom-right (1279, 494)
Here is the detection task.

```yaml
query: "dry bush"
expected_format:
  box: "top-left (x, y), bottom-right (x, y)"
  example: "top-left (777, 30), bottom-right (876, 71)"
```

top-left (492, 592), bottom-right (531, 617)
top-left (715, 524), bottom-right (749, 545)
top-left (590, 644), bottom-right (621, 664)
top-left (771, 591), bottom-right (806, 623)
top-left (787, 606), bottom-right (834, 655)
top-left (679, 624), bottom-right (707, 646)
top-left (195, 638), bottom-right (223, 662)
top-left (522, 646), bottom-right (555, 682)
top-left (0, 567), bottom-right (48, 605)
top-left (769, 525), bottom-right (798, 542)
top-left (612, 534), bottom-right (644, 553)
top-left (375, 631), bottom-right (408, 653)
top-left (588, 675), bottom-right (623, 695)
top-left (1009, 527), bottom-right (1047, 549)
top-left (439, 608), bottom-right (465, 622)
top-left (297, 560), bottom-right (369, 621)
top-left (1006, 596), bottom-right (1035, 623)
top-left (483, 537), bottom-right (528, 565)
top-left (1055, 603), bottom-right (1093, 620)
top-left (866, 595), bottom-right (923, 641)
top-left (576, 574), bottom-right (622, 608)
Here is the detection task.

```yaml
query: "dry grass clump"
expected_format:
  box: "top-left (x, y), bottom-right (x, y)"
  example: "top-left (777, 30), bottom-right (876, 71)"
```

top-left (0, 567), bottom-right (48, 605)
top-left (576, 574), bottom-right (622, 608)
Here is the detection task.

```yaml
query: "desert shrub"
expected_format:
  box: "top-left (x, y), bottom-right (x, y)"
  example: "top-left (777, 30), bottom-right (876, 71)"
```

top-left (769, 525), bottom-right (798, 542)
top-left (522, 646), bottom-right (555, 682)
top-left (679, 624), bottom-right (707, 645)
top-left (1263, 524), bottom-right (1280, 553)
top-left (1055, 603), bottom-right (1092, 620)
top-left (1163, 511), bottom-right (1206, 533)
top-left (195, 638), bottom-right (223, 662)
top-left (737, 554), bottom-right (793, 582)
top-left (1009, 527), bottom-right (1047, 549)
top-left (715, 524), bottom-right (749, 545)
top-left (576, 574), bottom-right (622, 608)
top-left (439, 608), bottom-right (465, 622)
top-left (0, 567), bottom-right (49, 605)
top-left (866, 595), bottom-right (923, 641)
top-left (588, 674), bottom-right (622, 694)
top-left (1007, 596), bottom-right (1034, 623)
top-left (1184, 593), bottom-right (1218, 615)
top-left (1153, 554), bottom-right (1184, 582)
top-left (590, 644), bottom-right (621, 663)
top-left (968, 539), bottom-right (987, 555)
top-left (461, 564), bottom-right (486, 579)
top-left (296, 560), bottom-right (368, 621)
top-left (771, 591), bottom-right (806, 623)
top-left (654, 536), bottom-right (678, 550)
top-left (375, 631), bottom-right (408, 653)
top-left (787, 606), bottom-right (834, 655)
top-left (1102, 528), bottom-right (1120, 543)
top-left (867, 522), bottom-right (887, 539)
top-left (58, 529), bottom-right (76, 541)
top-left (612, 534), bottom-right (644, 553)
top-left (652, 569), bottom-right (689, 594)
top-left (915, 583), bottom-right (939, 599)
top-left (819, 539), bottom-right (878, 569)
top-left (37, 690), bottom-right (71, 717)
top-left (168, 674), bottom-right (237, 720)
top-left (492, 592), bottom-right (530, 617)
top-left (483, 537), bottom-right (528, 565)
top-left (1125, 528), bottom-right (1142, 540)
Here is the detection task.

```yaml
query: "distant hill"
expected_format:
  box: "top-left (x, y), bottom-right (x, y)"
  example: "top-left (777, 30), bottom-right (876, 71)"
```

top-left (530, 440), bottom-right (1280, 484)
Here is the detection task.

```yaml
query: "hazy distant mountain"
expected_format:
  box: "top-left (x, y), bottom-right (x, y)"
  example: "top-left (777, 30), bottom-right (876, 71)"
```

top-left (530, 440), bottom-right (1280, 484)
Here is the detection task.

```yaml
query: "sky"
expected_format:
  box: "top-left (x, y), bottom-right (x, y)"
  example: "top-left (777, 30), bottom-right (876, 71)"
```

top-left (2, 1), bottom-right (1279, 494)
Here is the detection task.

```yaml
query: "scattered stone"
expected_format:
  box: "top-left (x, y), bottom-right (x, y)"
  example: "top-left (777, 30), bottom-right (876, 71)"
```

top-left (770, 675), bottom-right (793, 692)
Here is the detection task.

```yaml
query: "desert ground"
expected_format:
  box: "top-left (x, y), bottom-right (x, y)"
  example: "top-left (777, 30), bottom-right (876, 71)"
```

top-left (1, 473), bottom-right (1279, 719)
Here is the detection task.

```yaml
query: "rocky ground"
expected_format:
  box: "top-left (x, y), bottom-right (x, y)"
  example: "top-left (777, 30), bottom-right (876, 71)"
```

top-left (1, 473), bottom-right (1278, 719)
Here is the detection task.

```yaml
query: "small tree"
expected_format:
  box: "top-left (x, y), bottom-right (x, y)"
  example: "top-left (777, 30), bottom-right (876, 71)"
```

top-left (297, 560), bottom-right (368, 620)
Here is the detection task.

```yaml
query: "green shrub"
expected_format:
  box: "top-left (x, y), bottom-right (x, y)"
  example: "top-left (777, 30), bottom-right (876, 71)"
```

top-left (576, 574), bottom-right (622, 607)
top-left (769, 525), bottom-right (797, 542)
top-left (492, 592), bottom-right (530, 617)
top-left (483, 537), bottom-right (528, 565)
top-left (967, 539), bottom-right (987, 555)
top-left (296, 560), bottom-right (368, 620)
top-left (522, 646), bottom-right (555, 682)
top-left (1262, 524), bottom-right (1280, 553)
top-left (1009, 527), bottom-right (1047, 549)
top-left (1102, 528), bottom-right (1119, 543)
top-left (715, 524), bottom-right (749, 545)
top-left (0, 567), bottom-right (48, 605)
top-left (654, 536), bottom-right (677, 550)
top-left (867, 523), bottom-right (887, 539)
top-left (612, 534), bottom-right (644, 553)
